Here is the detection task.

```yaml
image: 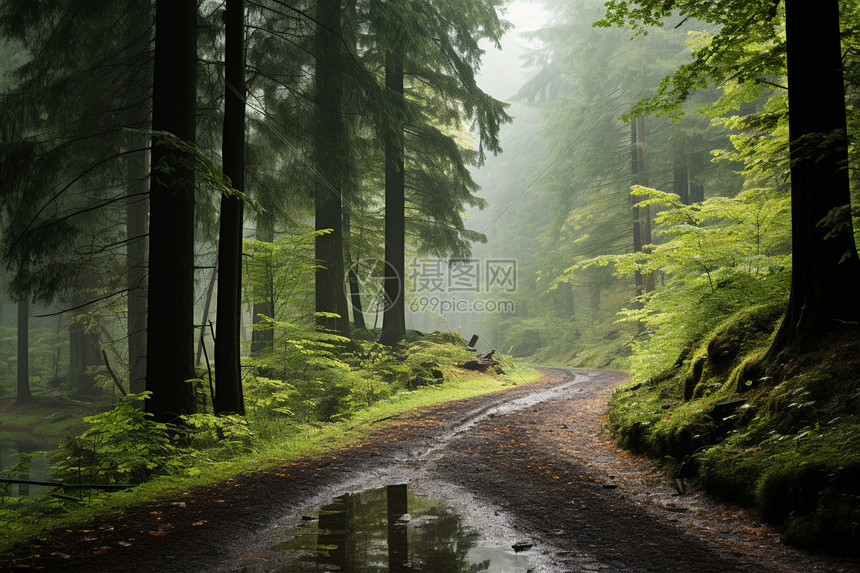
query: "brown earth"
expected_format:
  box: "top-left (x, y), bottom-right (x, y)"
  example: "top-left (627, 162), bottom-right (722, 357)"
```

top-left (3, 368), bottom-right (858, 572)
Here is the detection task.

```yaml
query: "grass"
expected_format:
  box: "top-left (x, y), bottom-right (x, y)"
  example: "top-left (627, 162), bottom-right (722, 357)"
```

top-left (0, 363), bottom-right (543, 558)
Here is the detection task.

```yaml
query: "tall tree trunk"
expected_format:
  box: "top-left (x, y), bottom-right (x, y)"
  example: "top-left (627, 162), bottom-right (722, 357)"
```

top-left (313, 0), bottom-right (351, 340)
top-left (214, 0), bottom-right (246, 416)
top-left (673, 148), bottom-right (689, 205)
top-left (69, 313), bottom-right (101, 399)
top-left (380, 53), bottom-right (406, 346)
top-left (196, 262), bottom-right (217, 366)
top-left (343, 211), bottom-right (366, 329)
top-left (631, 116), bottom-right (654, 294)
top-left (145, 0), bottom-right (198, 422)
top-left (251, 213), bottom-right (275, 354)
top-left (16, 300), bottom-right (33, 404)
top-left (771, 0), bottom-right (860, 350)
top-left (688, 150), bottom-right (704, 203)
top-left (127, 147), bottom-right (148, 395)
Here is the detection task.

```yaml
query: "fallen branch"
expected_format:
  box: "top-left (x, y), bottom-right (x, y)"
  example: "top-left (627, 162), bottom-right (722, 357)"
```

top-left (0, 477), bottom-right (135, 491)
top-left (101, 349), bottom-right (127, 396)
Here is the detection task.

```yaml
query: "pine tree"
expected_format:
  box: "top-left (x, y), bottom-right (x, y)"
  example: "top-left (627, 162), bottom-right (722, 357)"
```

top-left (214, 0), bottom-right (247, 415)
top-left (145, 0), bottom-right (199, 421)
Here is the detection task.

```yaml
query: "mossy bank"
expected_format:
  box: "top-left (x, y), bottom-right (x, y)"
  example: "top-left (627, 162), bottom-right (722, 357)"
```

top-left (608, 303), bottom-right (860, 554)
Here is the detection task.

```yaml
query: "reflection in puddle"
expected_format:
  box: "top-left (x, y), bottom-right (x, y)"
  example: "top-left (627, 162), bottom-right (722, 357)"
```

top-left (255, 484), bottom-right (531, 572)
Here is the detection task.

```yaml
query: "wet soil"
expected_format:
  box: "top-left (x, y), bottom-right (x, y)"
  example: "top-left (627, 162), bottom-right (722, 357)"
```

top-left (3, 369), bottom-right (858, 572)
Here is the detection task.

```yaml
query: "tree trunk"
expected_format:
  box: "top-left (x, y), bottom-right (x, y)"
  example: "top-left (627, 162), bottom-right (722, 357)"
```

top-left (69, 314), bottom-right (101, 399)
top-left (631, 116), bottom-right (654, 294)
top-left (127, 146), bottom-right (148, 395)
top-left (771, 0), bottom-right (860, 350)
top-left (673, 148), bottom-right (689, 205)
top-left (16, 301), bottom-right (33, 404)
top-left (145, 0), bottom-right (198, 422)
top-left (343, 210), bottom-right (366, 329)
top-left (197, 263), bottom-right (217, 366)
top-left (688, 150), bottom-right (704, 203)
top-left (214, 0), bottom-right (246, 416)
top-left (251, 213), bottom-right (275, 354)
top-left (313, 0), bottom-right (351, 340)
top-left (380, 53), bottom-right (406, 346)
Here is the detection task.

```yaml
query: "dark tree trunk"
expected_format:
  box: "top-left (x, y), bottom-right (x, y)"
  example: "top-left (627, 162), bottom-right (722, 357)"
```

top-left (69, 314), bottom-right (101, 398)
top-left (688, 150), bottom-right (704, 203)
top-left (251, 213), bottom-right (275, 354)
top-left (145, 0), bottom-right (198, 422)
top-left (313, 0), bottom-right (351, 340)
top-left (214, 0), bottom-right (246, 416)
top-left (380, 53), bottom-right (406, 346)
top-left (631, 116), bottom-right (653, 294)
top-left (16, 301), bottom-right (33, 404)
top-left (127, 147), bottom-right (148, 395)
top-left (196, 263), bottom-right (217, 366)
top-left (771, 0), bottom-right (860, 350)
top-left (590, 280), bottom-right (601, 311)
top-left (343, 211), bottom-right (366, 329)
top-left (673, 149), bottom-right (689, 205)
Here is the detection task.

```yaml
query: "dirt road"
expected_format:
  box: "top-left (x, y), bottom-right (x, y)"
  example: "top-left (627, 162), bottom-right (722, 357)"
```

top-left (5, 369), bottom-right (857, 572)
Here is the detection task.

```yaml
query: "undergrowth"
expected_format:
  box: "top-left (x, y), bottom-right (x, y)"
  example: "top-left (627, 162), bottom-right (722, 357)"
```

top-left (0, 332), bottom-right (540, 558)
top-left (608, 310), bottom-right (860, 554)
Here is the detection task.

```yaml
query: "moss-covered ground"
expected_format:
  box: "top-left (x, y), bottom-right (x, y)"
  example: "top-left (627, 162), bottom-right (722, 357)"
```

top-left (608, 305), bottom-right (860, 553)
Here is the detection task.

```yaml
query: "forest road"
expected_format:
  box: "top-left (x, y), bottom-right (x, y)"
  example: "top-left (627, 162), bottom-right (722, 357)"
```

top-left (6, 368), bottom-right (857, 573)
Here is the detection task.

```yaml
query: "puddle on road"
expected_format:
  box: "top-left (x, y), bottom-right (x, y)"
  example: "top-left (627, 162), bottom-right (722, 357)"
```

top-left (242, 484), bottom-right (532, 572)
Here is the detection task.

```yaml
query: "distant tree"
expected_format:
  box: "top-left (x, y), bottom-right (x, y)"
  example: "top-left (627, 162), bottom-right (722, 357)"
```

top-left (0, 0), bottom-right (153, 395)
top-left (363, 0), bottom-right (511, 345)
top-left (16, 300), bottom-right (32, 404)
top-left (313, 0), bottom-right (352, 340)
top-left (599, 0), bottom-right (860, 349)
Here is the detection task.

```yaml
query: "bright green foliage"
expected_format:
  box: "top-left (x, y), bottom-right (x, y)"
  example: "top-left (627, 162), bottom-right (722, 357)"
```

top-left (50, 393), bottom-right (178, 485)
top-left (243, 229), bottom-right (321, 325)
top-left (575, 185), bottom-right (790, 380)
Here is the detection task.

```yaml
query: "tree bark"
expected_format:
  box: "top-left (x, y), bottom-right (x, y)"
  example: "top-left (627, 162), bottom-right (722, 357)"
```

top-left (343, 210), bottom-right (367, 329)
top-left (313, 0), bottom-right (351, 340)
top-left (214, 0), bottom-right (246, 416)
top-left (145, 0), bottom-right (198, 422)
top-left (688, 150), bottom-right (704, 203)
top-left (771, 0), bottom-right (860, 350)
top-left (16, 300), bottom-right (33, 404)
top-left (127, 146), bottom-right (148, 395)
top-left (251, 213), bottom-right (275, 354)
top-left (380, 53), bottom-right (406, 346)
top-left (631, 116), bottom-right (654, 294)
top-left (69, 314), bottom-right (101, 398)
top-left (673, 148), bottom-right (689, 205)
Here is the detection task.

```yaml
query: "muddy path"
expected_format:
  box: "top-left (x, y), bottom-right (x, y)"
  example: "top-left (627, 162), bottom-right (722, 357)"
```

top-left (4, 369), bottom-right (857, 572)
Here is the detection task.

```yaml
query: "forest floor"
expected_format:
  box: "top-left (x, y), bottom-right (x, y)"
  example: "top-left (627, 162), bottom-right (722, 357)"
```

top-left (4, 368), bottom-right (858, 572)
